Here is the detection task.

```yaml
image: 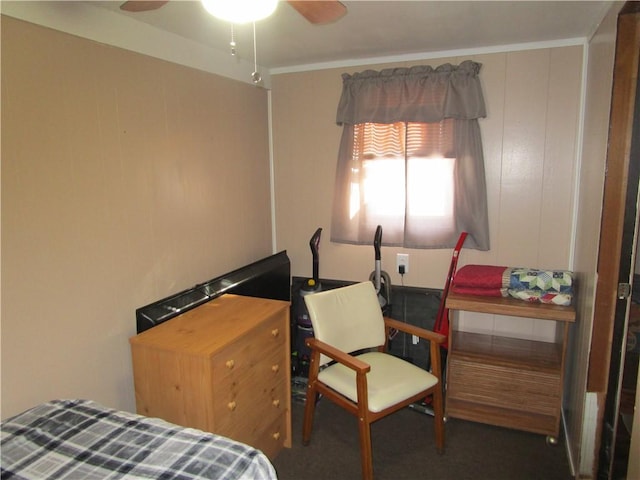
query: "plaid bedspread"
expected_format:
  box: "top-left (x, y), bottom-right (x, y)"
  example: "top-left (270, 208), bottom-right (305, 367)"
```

top-left (1, 399), bottom-right (278, 480)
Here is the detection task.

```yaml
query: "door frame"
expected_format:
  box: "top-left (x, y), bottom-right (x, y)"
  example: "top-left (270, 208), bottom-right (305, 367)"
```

top-left (588, 2), bottom-right (640, 477)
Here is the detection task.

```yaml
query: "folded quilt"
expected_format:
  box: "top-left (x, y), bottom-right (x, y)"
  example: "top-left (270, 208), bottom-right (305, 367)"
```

top-left (507, 289), bottom-right (573, 306)
top-left (452, 264), bottom-right (574, 305)
top-left (509, 267), bottom-right (573, 294)
top-left (450, 285), bottom-right (506, 297)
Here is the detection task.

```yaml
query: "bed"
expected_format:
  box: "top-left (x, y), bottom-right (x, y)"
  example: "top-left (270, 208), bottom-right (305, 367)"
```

top-left (0, 399), bottom-right (278, 480)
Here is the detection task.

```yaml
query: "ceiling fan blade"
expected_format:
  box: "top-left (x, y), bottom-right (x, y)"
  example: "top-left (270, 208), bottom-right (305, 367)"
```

top-left (120, 1), bottom-right (169, 12)
top-left (288, 1), bottom-right (347, 25)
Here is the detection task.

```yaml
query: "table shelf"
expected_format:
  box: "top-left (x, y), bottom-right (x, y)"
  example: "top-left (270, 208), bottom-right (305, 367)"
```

top-left (444, 292), bottom-right (575, 440)
top-left (445, 291), bottom-right (575, 322)
top-left (451, 331), bottom-right (563, 373)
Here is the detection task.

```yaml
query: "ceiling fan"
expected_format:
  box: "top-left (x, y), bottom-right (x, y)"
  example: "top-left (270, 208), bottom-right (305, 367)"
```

top-left (119, 1), bottom-right (347, 25)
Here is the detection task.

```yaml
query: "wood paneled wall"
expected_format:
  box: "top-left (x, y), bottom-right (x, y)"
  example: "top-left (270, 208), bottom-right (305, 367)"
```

top-left (271, 46), bottom-right (583, 343)
top-left (1, 16), bottom-right (273, 418)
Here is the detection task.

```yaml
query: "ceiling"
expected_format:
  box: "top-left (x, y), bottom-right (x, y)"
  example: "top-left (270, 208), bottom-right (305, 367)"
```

top-left (84, 1), bottom-right (612, 72)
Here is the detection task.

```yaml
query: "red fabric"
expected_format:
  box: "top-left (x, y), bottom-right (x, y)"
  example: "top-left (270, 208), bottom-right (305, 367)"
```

top-left (452, 264), bottom-right (508, 289)
top-left (450, 285), bottom-right (504, 297)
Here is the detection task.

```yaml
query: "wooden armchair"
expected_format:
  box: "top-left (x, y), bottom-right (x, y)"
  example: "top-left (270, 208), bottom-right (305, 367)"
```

top-left (302, 281), bottom-right (445, 480)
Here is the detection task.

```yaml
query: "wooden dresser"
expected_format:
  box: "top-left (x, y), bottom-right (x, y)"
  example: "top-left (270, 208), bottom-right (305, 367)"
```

top-left (130, 294), bottom-right (292, 459)
top-left (444, 292), bottom-right (576, 443)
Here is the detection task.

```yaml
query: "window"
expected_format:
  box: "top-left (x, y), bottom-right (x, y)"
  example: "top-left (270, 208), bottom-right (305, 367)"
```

top-left (351, 120), bottom-right (455, 224)
top-left (331, 62), bottom-right (490, 250)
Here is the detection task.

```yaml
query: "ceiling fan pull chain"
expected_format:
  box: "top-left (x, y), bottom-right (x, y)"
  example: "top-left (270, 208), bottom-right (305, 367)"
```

top-left (251, 21), bottom-right (261, 85)
top-left (229, 24), bottom-right (236, 56)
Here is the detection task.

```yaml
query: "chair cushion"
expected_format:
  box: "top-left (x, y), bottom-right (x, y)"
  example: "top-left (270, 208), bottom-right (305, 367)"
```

top-left (318, 351), bottom-right (438, 413)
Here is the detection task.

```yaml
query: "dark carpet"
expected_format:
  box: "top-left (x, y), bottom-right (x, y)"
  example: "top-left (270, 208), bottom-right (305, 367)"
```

top-left (272, 397), bottom-right (573, 480)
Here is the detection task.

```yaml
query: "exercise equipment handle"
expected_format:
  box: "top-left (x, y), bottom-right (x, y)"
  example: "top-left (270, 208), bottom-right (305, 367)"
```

top-left (310, 228), bottom-right (322, 282)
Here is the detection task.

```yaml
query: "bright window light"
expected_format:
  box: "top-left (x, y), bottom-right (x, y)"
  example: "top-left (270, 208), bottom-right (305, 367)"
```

top-left (351, 156), bottom-right (455, 220)
top-left (407, 156), bottom-right (455, 217)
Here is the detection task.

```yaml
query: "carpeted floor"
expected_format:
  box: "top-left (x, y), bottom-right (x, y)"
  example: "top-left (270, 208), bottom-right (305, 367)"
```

top-left (272, 397), bottom-right (573, 480)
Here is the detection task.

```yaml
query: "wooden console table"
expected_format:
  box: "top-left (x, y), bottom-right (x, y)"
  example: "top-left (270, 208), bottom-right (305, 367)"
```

top-left (444, 291), bottom-right (576, 443)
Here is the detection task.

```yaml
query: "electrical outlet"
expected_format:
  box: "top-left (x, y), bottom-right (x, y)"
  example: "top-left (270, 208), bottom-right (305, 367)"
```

top-left (397, 253), bottom-right (409, 274)
top-left (412, 335), bottom-right (419, 345)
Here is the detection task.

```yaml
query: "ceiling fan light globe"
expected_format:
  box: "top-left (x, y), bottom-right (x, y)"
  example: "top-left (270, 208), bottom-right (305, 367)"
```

top-left (201, 0), bottom-right (278, 24)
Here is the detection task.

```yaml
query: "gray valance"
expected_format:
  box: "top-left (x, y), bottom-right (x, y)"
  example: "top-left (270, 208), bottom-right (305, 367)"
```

top-left (336, 60), bottom-right (486, 126)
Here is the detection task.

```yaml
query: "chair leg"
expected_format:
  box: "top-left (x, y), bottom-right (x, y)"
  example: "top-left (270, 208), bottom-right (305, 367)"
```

top-left (358, 417), bottom-right (374, 480)
top-left (302, 382), bottom-right (318, 446)
top-left (432, 384), bottom-right (445, 453)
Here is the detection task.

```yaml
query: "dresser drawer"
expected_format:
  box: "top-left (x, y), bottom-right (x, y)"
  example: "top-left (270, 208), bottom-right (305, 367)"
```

top-left (447, 355), bottom-right (561, 416)
top-left (252, 412), bottom-right (289, 459)
top-left (214, 344), bottom-right (287, 403)
top-left (214, 374), bottom-right (288, 445)
top-left (212, 312), bottom-right (285, 380)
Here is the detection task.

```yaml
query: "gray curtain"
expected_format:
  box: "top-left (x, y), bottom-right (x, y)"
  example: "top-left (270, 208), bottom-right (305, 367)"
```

top-left (331, 60), bottom-right (490, 250)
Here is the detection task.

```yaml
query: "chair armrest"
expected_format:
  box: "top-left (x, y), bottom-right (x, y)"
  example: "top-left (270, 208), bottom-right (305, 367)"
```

top-left (306, 337), bottom-right (371, 374)
top-left (384, 317), bottom-right (446, 345)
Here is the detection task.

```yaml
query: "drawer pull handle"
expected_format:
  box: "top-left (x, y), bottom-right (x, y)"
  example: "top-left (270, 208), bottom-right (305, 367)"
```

top-left (272, 399), bottom-right (280, 408)
top-left (226, 360), bottom-right (235, 369)
top-left (272, 432), bottom-right (281, 441)
top-left (227, 401), bottom-right (237, 411)
top-left (271, 328), bottom-right (279, 338)
top-left (271, 364), bottom-right (280, 373)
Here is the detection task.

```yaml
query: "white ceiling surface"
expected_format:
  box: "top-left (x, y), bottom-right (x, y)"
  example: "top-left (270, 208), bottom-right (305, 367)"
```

top-left (86, 0), bottom-right (609, 71)
top-left (1, 0), bottom-right (612, 87)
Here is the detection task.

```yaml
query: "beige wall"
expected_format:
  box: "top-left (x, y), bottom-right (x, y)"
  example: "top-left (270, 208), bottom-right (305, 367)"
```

top-left (1, 16), bottom-right (273, 419)
top-left (272, 46), bottom-right (583, 344)
top-left (1, 7), bottom-right (622, 475)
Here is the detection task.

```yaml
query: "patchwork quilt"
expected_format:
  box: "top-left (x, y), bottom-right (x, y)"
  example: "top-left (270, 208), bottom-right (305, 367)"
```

top-left (452, 265), bottom-right (574, 306)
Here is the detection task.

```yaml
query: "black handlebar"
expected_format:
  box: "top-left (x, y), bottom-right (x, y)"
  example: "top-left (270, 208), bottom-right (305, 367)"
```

top-left (374, 225), bottom-right (382, 261)
top-left (310, 228), bottom-right (322, 282)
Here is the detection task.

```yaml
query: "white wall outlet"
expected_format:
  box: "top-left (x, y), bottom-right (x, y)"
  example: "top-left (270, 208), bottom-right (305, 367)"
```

top-left (397, 253), bottom-right (409, 274)
top-left (412, 335), bottom-right (419, 345)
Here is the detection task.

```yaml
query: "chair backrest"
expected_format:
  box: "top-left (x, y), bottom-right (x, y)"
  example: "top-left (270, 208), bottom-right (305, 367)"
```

top-left (304, 281), bottom-right (386, 366)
